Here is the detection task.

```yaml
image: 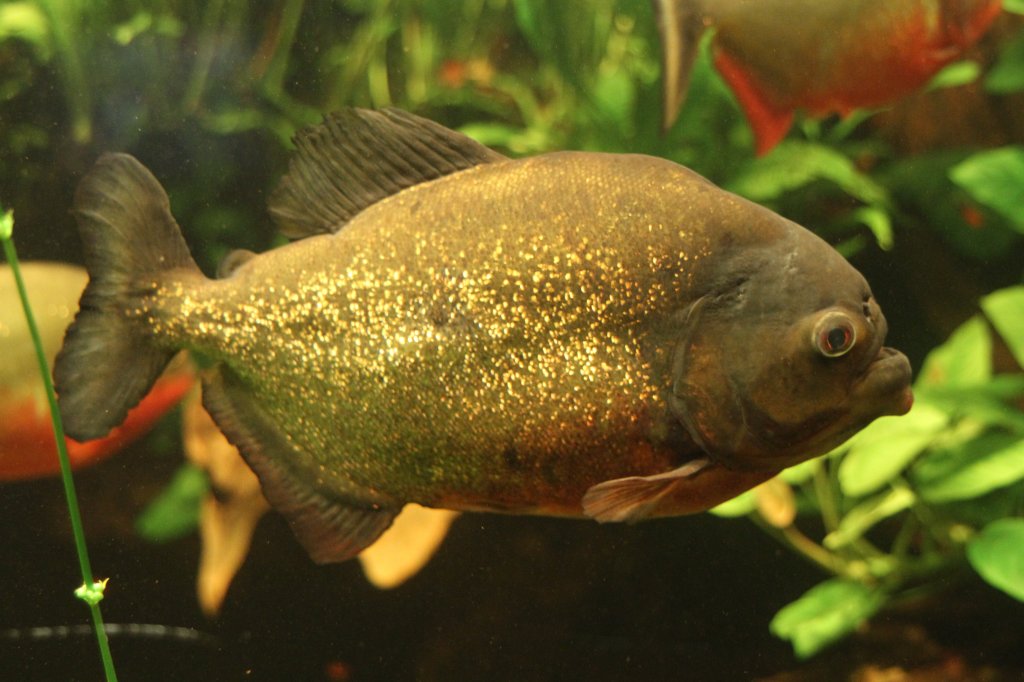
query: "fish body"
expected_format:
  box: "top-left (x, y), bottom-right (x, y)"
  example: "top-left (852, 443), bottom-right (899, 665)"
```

top-left (0, 263), bottom-right (192, 481)
top-left (55, 109), bottom-right (912, 563)
top-left (655, 0), bottom-right (1003, 154)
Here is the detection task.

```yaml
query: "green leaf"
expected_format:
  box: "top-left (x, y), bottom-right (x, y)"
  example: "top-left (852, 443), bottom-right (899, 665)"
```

top-left (135, 464), bottom-right (208, 542)
top-left (709, 489), bottom-right (757, 517)
top-left (111, 11), bottom-right (186, 46)
top-left (780, 458), bottom-right (820, 485)
top-left (928, 60), bottom-right (981, 90)
top-left (459, 122), bottom-right (552, 156)
top-left (770, 579), bottom-right (885, 658)
top-left (981, 286), bottom-right (1024, 369)
top-left (1006, 0), bottom-right (1024, 13)
top-left (950, 147), bottom-right (1024, 233)
top-left (967, 518), bottom-right (1024, 601)
top-left (590, 67), bottom-right (636, 137)
top-left (824, 487), bottom-right (915, 550)
top-left (838, 401), bottom-right (948, 497)
top-left (0, 209), bottom-right (12, 240)
top-left (728, 141), bottom-right (889, 206)
top-left (986, 29), bottom-right (1024, 93)
top-left (913, 431), bottom-right (1024, 502)
top-left (511, 0), bottom-right (612, 92)
top-left (850, 206), bottom-right (894, 251)
top-left (883, 151), bottom-right (1022, 262)
top-left (917, 315), bottom-right (992, 387)
top-left (0, 2), bottom-right (50, 58)
top-left (921, 377), bottom-right (1024, 428)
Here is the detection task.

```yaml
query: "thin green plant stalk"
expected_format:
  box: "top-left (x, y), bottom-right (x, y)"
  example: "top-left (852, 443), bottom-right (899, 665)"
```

top-left (260, 0), bottom-right (306, 99)
top-left (0, 208), bottom-right (118, 682)
top-left (36, 0), bottom-right (92, 142)
top-left (749, 514), bottom-right (846, 576)
top-left (184, 0), bottom-right (228, 113)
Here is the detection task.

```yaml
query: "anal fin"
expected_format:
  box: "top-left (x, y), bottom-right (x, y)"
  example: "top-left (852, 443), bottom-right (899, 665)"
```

top-left (713, 49), bottom-right (794, 156)
top-left (200, 367), bottom-right (397, 564)
top-left (583, 458), bottom-right (710, 523)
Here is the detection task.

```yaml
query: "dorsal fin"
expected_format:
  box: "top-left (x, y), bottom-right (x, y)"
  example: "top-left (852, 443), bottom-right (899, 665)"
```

top-left (268, 108), bottom-right (507, 239)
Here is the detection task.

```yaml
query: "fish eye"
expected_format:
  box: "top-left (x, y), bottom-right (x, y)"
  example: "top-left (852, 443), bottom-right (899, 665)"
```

top-left (812, 313), bottom-right (857, 358)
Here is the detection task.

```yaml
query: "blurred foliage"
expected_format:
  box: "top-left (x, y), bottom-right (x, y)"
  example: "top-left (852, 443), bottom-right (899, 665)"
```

top-left (951, 146), bottom-right (1024, 233)
top-left (2, 0), bottom-right (1024, 664)
top-left (135, 463), bottom-right (209, 542)
top-left (4, 0), bottom-right (1022, 267)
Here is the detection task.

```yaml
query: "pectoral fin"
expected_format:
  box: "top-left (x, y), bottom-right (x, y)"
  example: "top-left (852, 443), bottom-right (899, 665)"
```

top-left (582, 458), bottom-right (710, 523)
top-left (201, 367), bottom-right (398, 564)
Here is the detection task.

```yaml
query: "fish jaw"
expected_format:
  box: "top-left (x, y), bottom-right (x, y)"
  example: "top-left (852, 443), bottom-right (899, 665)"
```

top-left (850, 346), bottom-right (914, 419)
top-left (803, 346), bottom-right (914, 469)
top-left (763, 346), bottom-right (914, 470)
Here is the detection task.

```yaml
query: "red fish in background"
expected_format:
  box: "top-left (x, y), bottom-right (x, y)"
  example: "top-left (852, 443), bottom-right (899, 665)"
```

top-left (654, 0), bottom-right (1003, 155)
top-left (0, 262), bottom-right (193, 481)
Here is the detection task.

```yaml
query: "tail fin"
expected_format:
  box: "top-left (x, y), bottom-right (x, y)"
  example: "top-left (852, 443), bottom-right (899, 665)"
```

top-left (55, 153), bottom-right (201, 441)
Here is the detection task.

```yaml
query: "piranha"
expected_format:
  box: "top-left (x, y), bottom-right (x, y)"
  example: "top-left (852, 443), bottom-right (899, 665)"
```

top-left (653, 0), bottom-right (1003, 154)
top-left (55, 108), bottom-right (913, 564)
top-left (0, 262), bottom-right (193, 481)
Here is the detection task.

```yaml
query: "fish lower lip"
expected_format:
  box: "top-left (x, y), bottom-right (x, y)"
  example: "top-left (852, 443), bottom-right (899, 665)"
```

top-left (867, 346), bottom-right (904, 371)
top-left (897, 387), bottom-right (914, 414)
top-left (858, 346), bottom-right (913, 415)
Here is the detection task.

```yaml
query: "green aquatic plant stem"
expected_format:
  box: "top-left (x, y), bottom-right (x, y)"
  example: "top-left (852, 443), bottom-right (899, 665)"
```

top-left (36, 0), bottom-right (92, 142)
top-left (0, 209), bottom-right (118, 682)
top-left (260, 0), bottom-right (305, 99)
top-left (813, 460), bottom-right (841, 532)
top-left (183, 0), bottom-right (228, 112)
top-left (749, 513), bottom-right (846, 576)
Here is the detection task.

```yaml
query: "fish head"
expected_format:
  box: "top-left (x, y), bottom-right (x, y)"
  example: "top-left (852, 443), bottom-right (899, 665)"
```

top-left (668, 231), bottom-right (913, 473)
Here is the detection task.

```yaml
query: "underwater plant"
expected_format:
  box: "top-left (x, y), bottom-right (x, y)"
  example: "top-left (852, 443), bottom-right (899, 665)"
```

top-left (0, 207), bottom-right (118, 680)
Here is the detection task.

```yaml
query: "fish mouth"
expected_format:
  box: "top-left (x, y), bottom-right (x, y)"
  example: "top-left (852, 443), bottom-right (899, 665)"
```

top-left (854, 346), bottom-right (914, 417)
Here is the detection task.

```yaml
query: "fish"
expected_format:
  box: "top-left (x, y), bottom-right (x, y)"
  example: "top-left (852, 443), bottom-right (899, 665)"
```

top-left (653, 0), bottom-right (1003, 154)
top-left (54, 108), bottom-right (913, 564)
top-left (0, 262), bottom-right (193, 481)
